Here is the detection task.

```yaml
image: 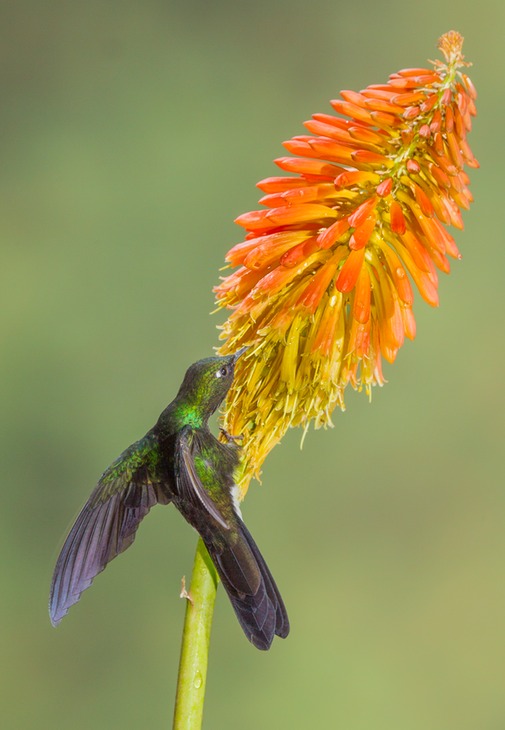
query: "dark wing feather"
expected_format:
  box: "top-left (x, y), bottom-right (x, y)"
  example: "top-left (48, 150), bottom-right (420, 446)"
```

top-left (175, 427), bottom-right (229, 530)
top-left (49, 431), bottom-right (169, 626)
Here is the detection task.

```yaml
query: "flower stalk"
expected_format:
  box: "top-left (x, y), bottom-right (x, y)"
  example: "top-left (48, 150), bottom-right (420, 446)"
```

top-left (172, 539), bottom-right (219, 730)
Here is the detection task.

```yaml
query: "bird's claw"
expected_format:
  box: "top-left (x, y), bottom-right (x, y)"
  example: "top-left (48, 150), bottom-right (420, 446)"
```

top-left (219, 428), bottom-right (244, 444)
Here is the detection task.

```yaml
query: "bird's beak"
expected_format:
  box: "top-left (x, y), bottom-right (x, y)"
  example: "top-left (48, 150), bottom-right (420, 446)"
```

top-left (232, 346), bottom-right (249, 363)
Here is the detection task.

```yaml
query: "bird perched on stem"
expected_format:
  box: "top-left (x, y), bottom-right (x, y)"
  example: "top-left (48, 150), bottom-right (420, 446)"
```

top-left (49, 349), bottom-right (289, 650)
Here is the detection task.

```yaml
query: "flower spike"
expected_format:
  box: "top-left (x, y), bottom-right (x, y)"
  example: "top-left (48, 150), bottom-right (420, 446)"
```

top-left (214, 31), bottom-right (477, 493)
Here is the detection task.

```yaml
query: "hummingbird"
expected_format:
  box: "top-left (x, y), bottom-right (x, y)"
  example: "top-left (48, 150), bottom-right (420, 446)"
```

top-left (49, 350), bottom-right (289, 650)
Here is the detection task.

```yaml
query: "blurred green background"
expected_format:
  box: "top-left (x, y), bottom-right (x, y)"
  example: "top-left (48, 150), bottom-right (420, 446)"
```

top-left (2, 1), bottom-right (503, 728)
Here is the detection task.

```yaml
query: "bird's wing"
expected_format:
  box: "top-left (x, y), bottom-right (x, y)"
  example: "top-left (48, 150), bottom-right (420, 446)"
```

top-left (49, 431), bottom-right (169, 626)
top-left (175, 426), bottom-right (229, 530)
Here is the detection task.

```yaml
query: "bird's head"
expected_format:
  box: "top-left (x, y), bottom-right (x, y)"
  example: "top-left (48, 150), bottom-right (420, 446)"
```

top-left (177, 348), bottom-right (247, 420)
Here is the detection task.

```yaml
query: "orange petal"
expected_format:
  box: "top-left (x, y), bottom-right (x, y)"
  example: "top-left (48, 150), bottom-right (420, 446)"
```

top-left (256, 176), bottom-right (311, 194)
top-left (349, 212), bottom-right (377, 250)
top-left (399, 230), bottom-right (432, 272)
top-left (353, 266), bottom-right (371, 323)
top-left (432, 131), bottom-right (445, 156)
top-left (275, 156), bottom-right (343, 179)
top-left (297, 253), bottom-right (344, 313)
top-left (404, 258), bottom-right (439, 307)
top-left (351, 149), bottom-right (392, 167)
top-left (330, 99), bottom-right (374, 124)
top-left (214, 266), bottom-right (266, 303)
top-left (401, 305), bottom-right (416, 340)
top-left (459, 136), bottom-right (479, 168)
top-left (391, 91), bottom-right (426, 106)
top-left (379, 244), bottom-right (414, 306)
top-left (390, 200), bottom-right (407, 234)
top-left (403, 106), bottom-right (420, 120)
top-left (363, 97), bottom-right (404, 114)
top-left (396, 67), bottom-right (433, 77)
top-left (347, 126), bottom-right (386, 144)
top-left (348, 196), bottom-right (378, 227)
top-left (421, 94), bottom-right (438, 113)
top-left (445, 106), bottom-right (454, 133)
top-left (429, 162), bottom-right (451, 189)
top-left (283, 137), bottom-right (355, 165)
top-left (335, 248), bottom-right (365, 293)
top-left (461, 73), bottom-right (477, 100)
top-left (430, 109), bottom-right (442, 132)
top-left (377, 178), bottom-right (393, 197)
top-left (268, 183), bottom-right (339, 206)
top-left (235, 204), bottom-right (337, 231)
top-left (334, 170), bottom-right (379, 189)
top-left (413, 182), bottom-right (434, 217)
top-left (406, 159), bottom-right (421, 174)
top-left (316, 218), bottom-right (350, 249)
top-left (228, 231), bottom-right (308, 267)
top-left (304, 119), bottom-right (354, 145)
top-left (311, 291), bottom-right (344, 355)
top-left (280, 236), bottom-right (319, 268)
top-left (370, 109), bottom-right (400, 128)
top-left (253, 253), bottom-right (321, 297)
top-left (453, 105), bottom-right (466, 140)
top-left (340, 89), bottom-right (367, 106)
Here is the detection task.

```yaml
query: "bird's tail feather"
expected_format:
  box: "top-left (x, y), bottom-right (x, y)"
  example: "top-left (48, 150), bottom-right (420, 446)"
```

top-left (204, 521), bottom-right (289, 650)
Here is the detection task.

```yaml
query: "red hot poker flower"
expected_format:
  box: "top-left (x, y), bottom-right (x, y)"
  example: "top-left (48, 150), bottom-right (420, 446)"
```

top-left (215, 31), bottom-right (478, 493)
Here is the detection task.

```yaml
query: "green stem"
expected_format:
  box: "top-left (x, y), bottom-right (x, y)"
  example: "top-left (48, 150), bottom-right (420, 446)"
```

top-left (172, 538), bottom-right (219, 730)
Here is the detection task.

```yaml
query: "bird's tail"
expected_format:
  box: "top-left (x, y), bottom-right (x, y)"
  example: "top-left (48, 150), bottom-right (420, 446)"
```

top-left (203, 520), bottom-right (289, 650)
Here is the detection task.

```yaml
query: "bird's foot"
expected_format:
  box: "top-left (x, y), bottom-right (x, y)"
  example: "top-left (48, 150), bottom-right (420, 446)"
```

top-left (219, 428), bottom-right (244, 444)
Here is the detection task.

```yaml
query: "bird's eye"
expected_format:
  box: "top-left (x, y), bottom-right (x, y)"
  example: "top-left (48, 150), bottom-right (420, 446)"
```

top-left (216, 366), bottom-right (228, 379)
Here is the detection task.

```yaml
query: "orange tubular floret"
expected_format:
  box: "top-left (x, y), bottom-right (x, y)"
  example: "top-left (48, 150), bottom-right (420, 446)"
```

top-left (445, 106), bottom-right (454, 133)
top-left (349, 212), bottom-right (377, 250)
top-left (265, 183), bottom-right (340, 206)
top-left (363, 97), bottom-right (404, 115)
top-left (347, 126), bottom-right (386, 144)
top-left (377, 178), bottom-right (393, 197)
top-left (274, 156), bottom-right (343, 178)
top-left (399, 230), bottom-right (433, 272)
top-left (406, 159), bottom-right (421, 174)
top-left (353, 266), bottom-right (371, 323)
top-left (379, 244), bottom-right (414, 306)
top-left (351, 149), bottom-right (392, 166)
top-left (280, 236), bottom-right (319, 268)
top-left (251, 254), bottom-right (321, 299)
top-left (316, 218), bottom-right (350, 249)
top-left (335, 248), bottom-right (365, 293)
top-left (401, 305), bottom-right (416, 340)
top-left (303, 119), bottom-right (355, 144)
top-left (370, 110), bottom-right (400, 129)
top-left (413, 183), bottom-right (435, 217)
top-left (340, 89), bottom-right (367, 106)
top-left (311, 293), bottom-right (343, 355)
top-left (396, 67), bottom-right (432, 77)
top-left (390, 200), bottom-right (407, 234)
top-left (284, 137), bottom-right (355, 165)
top-left (229, 231), bottom-right (308, 268)
top-left (297, 253), bottom-right (344, 313)
top-left (330, 99), bottom-right (374, 124)
top-left (348, 196), bottom-right (378, 227)
top-left (235, 203), bottom-right (337, 231)
top-left (256, 176), bottom-right (312, 193)
top-left (334, 170), bottom-right (379, 188)
top-left (214, 266), bottom-right (266, 303)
